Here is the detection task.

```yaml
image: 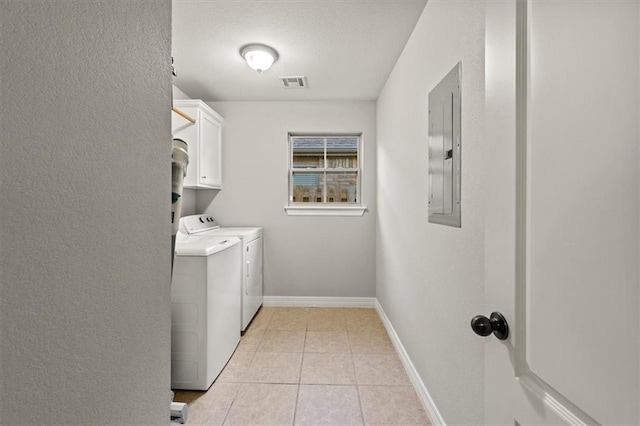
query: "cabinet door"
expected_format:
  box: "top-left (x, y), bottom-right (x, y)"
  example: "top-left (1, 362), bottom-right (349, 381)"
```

top-left (198, 111), bottom-right (222, 188)
top-left (172, 100), bottom-right (223, 189)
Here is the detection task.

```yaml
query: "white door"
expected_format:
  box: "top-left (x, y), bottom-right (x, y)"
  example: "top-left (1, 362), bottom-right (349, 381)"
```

top-left (484, 1), bottom-right (639, 424)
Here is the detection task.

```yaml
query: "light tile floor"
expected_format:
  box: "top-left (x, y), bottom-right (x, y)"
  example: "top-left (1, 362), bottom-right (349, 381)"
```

top-left (174, 307), bottom-right (430, 425)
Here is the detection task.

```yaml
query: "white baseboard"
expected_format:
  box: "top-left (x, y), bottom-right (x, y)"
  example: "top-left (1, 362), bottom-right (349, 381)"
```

top-left (263, 296), bottom-right (376, 308)
top-left (375, 299), bottom-right (446, 426)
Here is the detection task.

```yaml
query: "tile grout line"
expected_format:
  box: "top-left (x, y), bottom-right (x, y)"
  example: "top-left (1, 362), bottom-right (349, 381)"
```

top-left (349, 328), bottom-right (368, 426)
top-left (219, 382), bottom-right (242, 426)
top-left (292, 382), bottom-right (301, 425)
top-left (291, 313), bottom-right (309, 425)
top-left (346, 310), bottom-right (368, 426)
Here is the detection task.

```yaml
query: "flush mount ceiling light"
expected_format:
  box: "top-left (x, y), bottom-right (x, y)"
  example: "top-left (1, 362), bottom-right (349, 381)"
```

top-left (240, 44), bottom-right (279, 73)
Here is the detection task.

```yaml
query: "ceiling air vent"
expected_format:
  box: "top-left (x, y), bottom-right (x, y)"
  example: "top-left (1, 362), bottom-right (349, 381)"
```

top-left (280, 76), bottom-right (307, 89)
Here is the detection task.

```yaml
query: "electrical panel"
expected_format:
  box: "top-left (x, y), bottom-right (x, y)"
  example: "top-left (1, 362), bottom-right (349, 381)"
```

top-left (428, 62), bottom-right (461, 228)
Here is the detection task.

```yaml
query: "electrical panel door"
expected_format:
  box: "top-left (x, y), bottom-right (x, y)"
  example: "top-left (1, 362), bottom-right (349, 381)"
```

top-left (428, 62), bottom-right (461, 227)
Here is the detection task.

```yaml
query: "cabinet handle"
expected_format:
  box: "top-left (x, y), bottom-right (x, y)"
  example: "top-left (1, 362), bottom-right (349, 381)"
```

top-left (201, 176), bottom-right (206, 179)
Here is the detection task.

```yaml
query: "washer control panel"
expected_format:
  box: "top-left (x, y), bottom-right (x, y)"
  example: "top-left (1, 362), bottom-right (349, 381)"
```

top-left (180, 215), bottom-right (221, 234)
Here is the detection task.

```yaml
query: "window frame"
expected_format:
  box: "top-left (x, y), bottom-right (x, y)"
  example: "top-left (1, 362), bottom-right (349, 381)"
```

top-left (285, 133), bottom-right (367, 216)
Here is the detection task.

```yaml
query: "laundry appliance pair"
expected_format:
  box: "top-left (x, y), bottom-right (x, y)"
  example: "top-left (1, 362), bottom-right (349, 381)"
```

top-left (171, 215), bottom-right (263, 390)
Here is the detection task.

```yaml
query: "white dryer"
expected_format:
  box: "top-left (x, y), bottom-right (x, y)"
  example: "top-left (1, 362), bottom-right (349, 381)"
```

top-left (180, 215), bottom-right (263, 331)
top-left (171, 229), bottom-right (242, 390)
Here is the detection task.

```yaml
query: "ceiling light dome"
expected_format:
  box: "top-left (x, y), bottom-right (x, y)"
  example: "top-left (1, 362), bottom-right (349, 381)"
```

top-left (240, 44), bottom-right (279, 73)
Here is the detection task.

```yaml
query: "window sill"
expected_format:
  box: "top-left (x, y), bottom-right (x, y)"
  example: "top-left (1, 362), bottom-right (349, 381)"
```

top-left (284, 205), bottom-right (368, 217)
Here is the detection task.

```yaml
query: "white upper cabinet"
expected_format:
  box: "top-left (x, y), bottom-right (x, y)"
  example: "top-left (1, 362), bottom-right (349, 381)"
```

top-left (171, 100), bottom-right (224, 189)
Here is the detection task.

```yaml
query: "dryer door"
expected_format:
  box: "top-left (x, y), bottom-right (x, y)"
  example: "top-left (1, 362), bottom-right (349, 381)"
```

top-left (243, 236), bottom-right (263, 331)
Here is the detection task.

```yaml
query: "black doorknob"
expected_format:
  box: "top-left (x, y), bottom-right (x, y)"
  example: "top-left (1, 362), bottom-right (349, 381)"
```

top-left (470, 312), bottom-right (509, 340)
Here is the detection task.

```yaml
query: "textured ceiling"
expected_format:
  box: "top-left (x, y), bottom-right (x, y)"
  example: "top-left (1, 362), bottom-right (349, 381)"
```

top-left (172, 0), bottom-right (428, 102)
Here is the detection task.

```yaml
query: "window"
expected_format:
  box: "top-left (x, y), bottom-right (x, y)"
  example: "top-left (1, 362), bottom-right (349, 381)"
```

top-left (285, 134), bottom-right (366, 216)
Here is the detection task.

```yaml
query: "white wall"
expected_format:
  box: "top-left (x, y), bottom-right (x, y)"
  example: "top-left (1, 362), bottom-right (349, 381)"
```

top-left (375, 1), bottom-right (485, 424)
top-left (1, 2), bottom-right (171, 424)
top-left (198, 101), bottom-right (377, 298)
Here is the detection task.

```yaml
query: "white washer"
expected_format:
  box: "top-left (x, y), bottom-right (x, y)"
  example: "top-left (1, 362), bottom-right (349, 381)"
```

top-left (171, 229), bottom-right (241, 390)
top-left (181, 215), bottom-right (263, 331)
